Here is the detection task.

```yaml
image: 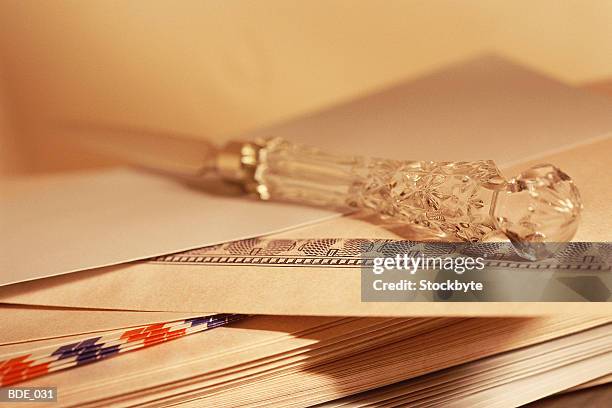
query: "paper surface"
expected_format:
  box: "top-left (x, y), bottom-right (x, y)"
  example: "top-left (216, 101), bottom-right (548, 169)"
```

top-left (3, 55), bottom-right (612, 288)
top-left (321, 324), bottom-right (612, 407)
top-left (0, 168), bottom-right (338, 286)
top-left (263, 55), bottom-right (612, 164)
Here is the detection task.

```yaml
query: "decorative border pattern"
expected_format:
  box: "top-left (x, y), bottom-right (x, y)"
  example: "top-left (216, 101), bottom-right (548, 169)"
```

top-left (151, 238), bottom-right (611, 271)
top-left (0, 314), bottom-right (245, 386)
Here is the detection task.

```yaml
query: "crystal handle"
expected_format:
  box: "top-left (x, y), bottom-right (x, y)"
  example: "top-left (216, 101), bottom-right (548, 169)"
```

top-left (219, 137), bottom-right (582, 252)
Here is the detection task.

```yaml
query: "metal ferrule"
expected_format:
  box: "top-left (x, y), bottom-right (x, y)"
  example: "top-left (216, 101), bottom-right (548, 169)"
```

top-left (216, 140), bottom-right (262, 192)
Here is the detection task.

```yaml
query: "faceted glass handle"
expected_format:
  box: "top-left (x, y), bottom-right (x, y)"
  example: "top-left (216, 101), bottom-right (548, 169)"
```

top-left (249, 137), bottom-right (582, 251)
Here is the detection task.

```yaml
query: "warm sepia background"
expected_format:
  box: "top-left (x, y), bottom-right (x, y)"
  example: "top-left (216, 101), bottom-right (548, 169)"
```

top-left (1, 0), bottom-right (612, 175)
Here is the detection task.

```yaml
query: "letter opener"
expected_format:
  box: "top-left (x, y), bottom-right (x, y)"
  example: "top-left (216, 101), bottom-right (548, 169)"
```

top-left (74, 126), bottom-right (582, 259)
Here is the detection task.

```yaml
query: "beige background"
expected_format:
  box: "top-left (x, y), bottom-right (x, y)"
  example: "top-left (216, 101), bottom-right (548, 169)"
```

top-left (1, 1), bottom-right (612, 174)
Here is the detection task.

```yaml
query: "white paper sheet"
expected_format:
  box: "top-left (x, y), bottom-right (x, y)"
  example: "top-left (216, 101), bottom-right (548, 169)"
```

top-left (0, 169), bottom-right (338, 286)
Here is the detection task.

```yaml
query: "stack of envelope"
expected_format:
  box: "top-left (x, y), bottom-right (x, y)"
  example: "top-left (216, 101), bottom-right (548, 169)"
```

top-left (1, 56), bottom-right (611, 407)
top-left (2, 310), bottom-right (610, 407)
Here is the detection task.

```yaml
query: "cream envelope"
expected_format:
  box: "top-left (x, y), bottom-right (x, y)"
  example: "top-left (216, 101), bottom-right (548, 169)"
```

top-left (251, 55), bottom-right (612, 165)
top-left (0, 169), bottom-right (339, 286)
top-left (0, 305), bottom-right (204, 345)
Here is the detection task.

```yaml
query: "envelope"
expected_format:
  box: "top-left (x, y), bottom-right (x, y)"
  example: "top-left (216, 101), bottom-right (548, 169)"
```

top-left (252, 55), bottom-right (612, 165)
top-left (1, 138), bottom-right (609, 315)
top-left (0, 169), bottom-right (338, 286)
top-left (0, 305), bottom-right (203, 345)
top-left (12, 315), bottom-right (609, 407)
